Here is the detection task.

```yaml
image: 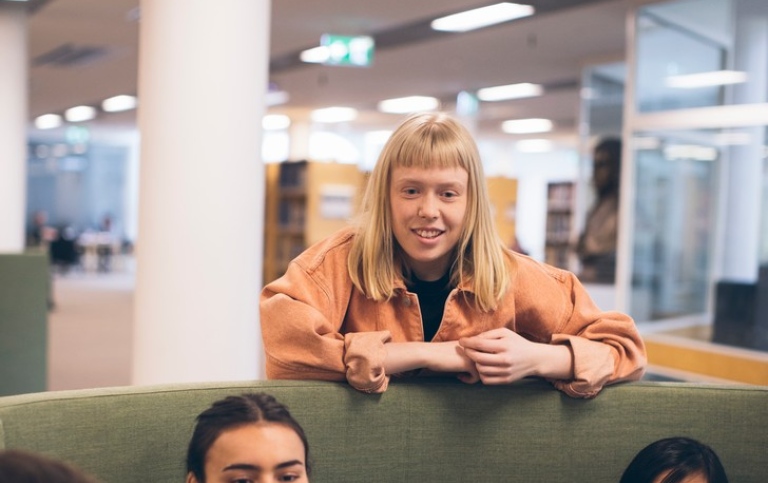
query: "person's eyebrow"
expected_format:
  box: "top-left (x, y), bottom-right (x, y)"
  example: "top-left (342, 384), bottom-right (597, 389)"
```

top-left (275, 460), bottom-right (304, 469)
top-left (222, 460), bottom-right (303, 472)
top-left (222, 463), bottom-right (261, 472)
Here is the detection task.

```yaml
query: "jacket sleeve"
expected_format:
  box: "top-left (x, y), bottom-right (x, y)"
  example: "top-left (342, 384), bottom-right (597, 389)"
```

top-left (513, 261), bottom-right (646, 398)
top-left (260, 258), bottom-right (392, 393)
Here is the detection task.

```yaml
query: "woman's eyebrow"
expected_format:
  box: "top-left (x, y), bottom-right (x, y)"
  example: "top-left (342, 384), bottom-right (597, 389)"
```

top-left (223, 463), bottom-right (261, 472)
top-left (276, 460), bottom-right (304, 469)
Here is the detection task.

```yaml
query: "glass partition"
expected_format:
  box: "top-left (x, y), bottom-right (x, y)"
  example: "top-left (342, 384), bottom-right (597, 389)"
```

top-left (628, 0), bottom-right (768, 350)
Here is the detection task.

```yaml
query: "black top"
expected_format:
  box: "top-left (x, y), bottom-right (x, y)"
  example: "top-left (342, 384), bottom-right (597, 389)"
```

top-left (409, 272), bottom-right (452, 342)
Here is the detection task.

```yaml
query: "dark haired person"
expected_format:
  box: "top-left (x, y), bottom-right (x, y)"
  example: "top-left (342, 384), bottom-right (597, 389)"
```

top-left (0, 449), bottom-right (100, 483)
top-left (186, 392), bottom-right (310, 483)
top-left (577, 137), bottom-right (622, 284)
top-left (620, 437), bottom-right (729, 483)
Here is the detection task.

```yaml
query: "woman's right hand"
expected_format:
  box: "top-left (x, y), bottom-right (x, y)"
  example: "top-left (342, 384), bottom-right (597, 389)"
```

top-left (384, 341), bottom-right (479, 383)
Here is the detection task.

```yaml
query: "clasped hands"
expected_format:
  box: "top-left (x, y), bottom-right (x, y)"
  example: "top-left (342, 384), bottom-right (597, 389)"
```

top-left (433, 328), bottom-right (573, 385)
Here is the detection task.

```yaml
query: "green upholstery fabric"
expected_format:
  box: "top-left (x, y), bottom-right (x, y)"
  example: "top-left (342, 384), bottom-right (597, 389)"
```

top-left (0, 379), bottom-right (766, 482)
top-left (0, 253), bottom-right (49, 396)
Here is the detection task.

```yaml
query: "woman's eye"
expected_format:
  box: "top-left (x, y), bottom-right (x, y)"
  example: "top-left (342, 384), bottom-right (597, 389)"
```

top-left (403, 188), bottom-right (419, 196)
top-left (277, 474), bottom-right (300, 482)
top-left (442, 191), bottom-right (458, 199)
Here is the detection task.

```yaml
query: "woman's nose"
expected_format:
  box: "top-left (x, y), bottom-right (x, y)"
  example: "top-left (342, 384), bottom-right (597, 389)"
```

top-left (418, 195), bottom-right (439, 218)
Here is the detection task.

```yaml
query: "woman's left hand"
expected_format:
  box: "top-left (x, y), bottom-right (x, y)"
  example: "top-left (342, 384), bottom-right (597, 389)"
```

top-left (459, 328), bottom-right (573, 384)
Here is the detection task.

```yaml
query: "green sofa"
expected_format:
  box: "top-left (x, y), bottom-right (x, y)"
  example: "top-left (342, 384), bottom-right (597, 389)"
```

top-left (0, 379), bottom-right (766, 482)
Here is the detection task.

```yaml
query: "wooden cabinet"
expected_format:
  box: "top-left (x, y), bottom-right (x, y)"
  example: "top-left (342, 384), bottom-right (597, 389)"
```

top-left (544, 181), bottom-right (574, 268)
top-left (263, 160), bottom-right (365, 283)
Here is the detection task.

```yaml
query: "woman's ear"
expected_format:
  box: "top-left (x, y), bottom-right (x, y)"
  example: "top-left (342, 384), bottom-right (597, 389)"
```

top-left (186, 472), bottom-right (199, 483)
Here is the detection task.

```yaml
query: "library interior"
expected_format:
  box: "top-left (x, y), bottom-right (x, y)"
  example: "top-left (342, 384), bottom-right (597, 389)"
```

top-left (1, 0), bottom-right (768, 480)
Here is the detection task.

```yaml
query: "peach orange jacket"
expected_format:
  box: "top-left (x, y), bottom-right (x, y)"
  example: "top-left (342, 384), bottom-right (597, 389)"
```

top-left (260, 228), bottom-right (646, 398)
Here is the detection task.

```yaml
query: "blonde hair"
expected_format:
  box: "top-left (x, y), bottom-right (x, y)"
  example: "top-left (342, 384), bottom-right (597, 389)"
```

top-left (348, 112), bottom-right (511, 311)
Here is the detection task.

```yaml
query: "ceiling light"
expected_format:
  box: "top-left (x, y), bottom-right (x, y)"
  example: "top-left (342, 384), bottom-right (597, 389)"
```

top-left (102, 95), bottom-right (137, 112)
top-left (34, 114), bottom-right (62, 130)
top-left (310, 107), bottom-right (358, 123)
top-left (378, 96), bottom-right (439, 114)
top-left (477, 82), bottom-right (542, 101)
top-left (262, 114), bottom-right (291, 131)
top-left (666, 70), bottom-right (747, 89)
top-left (502, 118), bottom-right (552, 134)
top-left (431, 3), bottom-right (534, 32)
top-left (64, 105), bottom-right (97, 122)
top-left (300, 46), bottom-right (330, 64)
top-left (516, 139), bottom-right (553, 153)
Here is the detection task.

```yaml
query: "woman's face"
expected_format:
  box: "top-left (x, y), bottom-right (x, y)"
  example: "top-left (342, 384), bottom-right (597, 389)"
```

top-left (389, 165), bottom-right (468, 281)
top-left (188, 422), bottom-right (308, 483)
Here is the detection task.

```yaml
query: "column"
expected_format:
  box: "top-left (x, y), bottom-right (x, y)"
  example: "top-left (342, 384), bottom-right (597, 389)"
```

top-left (132, 0), bottom-right (270, 384)
top-left (0, 4), bottom-right (27, 253)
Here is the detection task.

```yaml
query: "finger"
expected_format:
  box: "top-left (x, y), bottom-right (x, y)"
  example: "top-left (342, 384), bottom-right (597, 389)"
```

top-left (463, 347), bottom-right (508, 367)
top-left (457, 372), bottom-right (480, 384)
top-left (459, 336), bottom-right (506, 353)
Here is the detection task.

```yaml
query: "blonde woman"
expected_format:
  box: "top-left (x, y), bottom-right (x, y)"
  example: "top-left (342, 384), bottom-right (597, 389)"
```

top-left (261, 112), bottom-right (646, 398)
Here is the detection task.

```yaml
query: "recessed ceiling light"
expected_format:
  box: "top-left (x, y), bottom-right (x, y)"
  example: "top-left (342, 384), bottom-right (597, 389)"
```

top-left (310, 107), bottom-right (358, 123)
top-left (262, 114), bottom-right (291, 131)
top-left (34, 114), bottom-right (62, 130)
top-left (478, 82), bottom-right (542, 101)
top-left (502, 118), bottom-right (553, 134)
top-left (666, 70), bottom-right (747, 89)
top-left (377, 96), bottom-right (439, 114)
top-left (300, 46), bottom-right (330, 64)
top-left (431, 3), bottom-right (534, 33)
top-left (102, 95), bottom-right (137, 112)
top-left (64, 106), bottom-right (97, 122)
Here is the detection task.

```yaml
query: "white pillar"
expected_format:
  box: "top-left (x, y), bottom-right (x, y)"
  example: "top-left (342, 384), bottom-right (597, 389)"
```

top-left (0, 4), bottom-right (28, 253)
top-left (133, 0), bottom-right (270, 384)
top-left (720, 3), bottom-right (767, 282)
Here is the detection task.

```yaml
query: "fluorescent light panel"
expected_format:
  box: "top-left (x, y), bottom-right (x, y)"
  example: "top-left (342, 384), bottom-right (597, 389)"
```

top-left (310, 107), bottom-right (358, 123)
top-left (300, 46), bottom-right (330, 64)
top-left (431, 3), bottom-right (534, 32)
top-left (64, 105), bottom-right (97, 122)
top-left (34, 114), bottom-right (62, 130)
top-left (666, 70), bottom-right (747, 89)
top-left (378, 96), bottom-right (439, 114)
top-left (502, 118), bottom-right (552, 134)
top-left (102, 95), bottom-right (137, 112)
top-left (477, 82), bottom-right (542, 101)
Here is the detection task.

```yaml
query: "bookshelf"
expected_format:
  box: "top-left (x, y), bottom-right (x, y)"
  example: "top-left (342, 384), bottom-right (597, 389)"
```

top-left (486, 176), bottom-right (518, 249)
top-left (544, 181), bottom-right (574, 269)
top-left (263, 160), bottom-right (365, 283)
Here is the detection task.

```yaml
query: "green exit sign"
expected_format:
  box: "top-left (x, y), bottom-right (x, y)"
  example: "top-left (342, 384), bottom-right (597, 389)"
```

top-left (321, 34), bottom-right (374, 67)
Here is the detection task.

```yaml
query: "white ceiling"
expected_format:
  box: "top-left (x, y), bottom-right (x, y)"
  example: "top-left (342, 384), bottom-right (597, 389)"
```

top-left (23, 0), bottom-right (633, 144)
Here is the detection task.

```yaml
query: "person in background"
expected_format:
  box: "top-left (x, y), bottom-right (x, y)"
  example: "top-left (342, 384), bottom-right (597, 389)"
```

top-left (576, 137), bottom-right (622, 284)
top-left (261, 112), bottom-right (646, 398)
top-left (0, 449), bottom-right (100, 483)
top-left (620, 437), bottom-right (729, 483)
top-left (185, 393), bottom-right (310, 483)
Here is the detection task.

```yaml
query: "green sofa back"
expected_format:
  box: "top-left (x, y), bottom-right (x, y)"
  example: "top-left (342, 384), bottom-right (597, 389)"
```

top-left (0, 380), bottom-right (766, 482)
top-left (0, 253), bottom-right (49, 396)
